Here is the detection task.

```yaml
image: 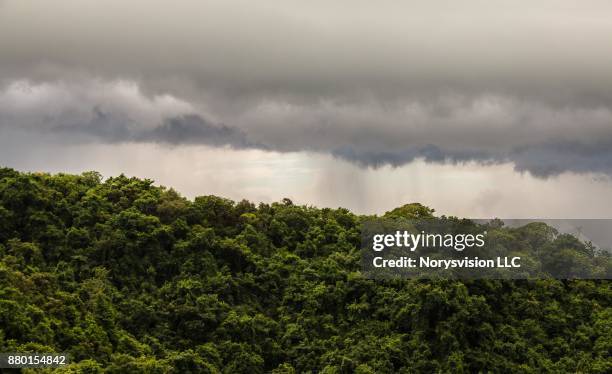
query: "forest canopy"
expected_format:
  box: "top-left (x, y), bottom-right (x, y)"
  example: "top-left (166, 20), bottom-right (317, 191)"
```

top-left (0, 168), bottom-right (610, 373)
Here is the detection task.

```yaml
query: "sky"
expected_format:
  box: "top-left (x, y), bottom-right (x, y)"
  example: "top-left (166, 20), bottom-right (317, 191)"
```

top-left (1, 0), bottom-right (612, 217)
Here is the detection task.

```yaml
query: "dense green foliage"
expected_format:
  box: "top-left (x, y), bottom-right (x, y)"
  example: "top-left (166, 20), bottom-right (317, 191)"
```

top-left (0, 168), bottom-right (610, 373)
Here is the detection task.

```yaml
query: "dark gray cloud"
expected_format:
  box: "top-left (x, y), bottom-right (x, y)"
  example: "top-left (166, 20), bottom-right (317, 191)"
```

top-left (58, 110), bottom-right (257, 149)
top-left (332, 145), bottom-right (497, 168)
top-left (511, 141), bottom-right (612, 178)
top-left (0, 79), bottom-right (258, 150)
top-left (54, 106), bottom-right (133, 143)
top-left (137, 114), bottom-right (264, 149)
top-left (332, 141), bottom-right (612, 179)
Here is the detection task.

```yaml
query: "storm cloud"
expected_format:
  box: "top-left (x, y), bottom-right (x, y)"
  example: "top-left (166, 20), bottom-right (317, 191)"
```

top-left (2, 78), bottom-right (611, 178)
top-left (0, 79), bottom-right (255, 149)
top-left (1, 0), bottom-right (612, 178)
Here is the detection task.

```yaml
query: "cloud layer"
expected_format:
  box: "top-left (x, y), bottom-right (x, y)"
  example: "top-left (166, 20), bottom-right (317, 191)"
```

top-left (1, 1), bottom-right (612, 178)
top-left (2, 79), bottom-right (612, 178)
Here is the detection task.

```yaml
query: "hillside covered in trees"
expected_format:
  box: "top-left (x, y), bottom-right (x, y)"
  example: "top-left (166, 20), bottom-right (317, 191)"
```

top-left (0, 168), bottom-right (610, 373)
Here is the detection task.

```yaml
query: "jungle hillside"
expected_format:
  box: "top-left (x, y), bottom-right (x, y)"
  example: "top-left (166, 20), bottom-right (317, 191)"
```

top-left (0, 168), bottom-right (610, 373)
